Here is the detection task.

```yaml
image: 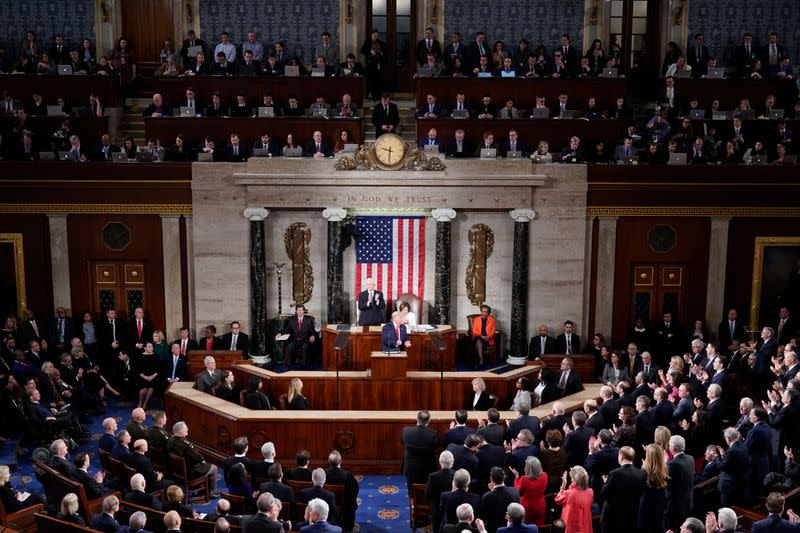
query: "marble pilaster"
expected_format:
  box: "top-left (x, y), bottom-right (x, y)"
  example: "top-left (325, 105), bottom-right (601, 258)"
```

top-left (160, 215), bottom-right (183, 339)
top-left (594, 217), bottom-right (619, 336)
top-left (431, 208), bottom-right (456, 325)
top-left (47, 214), bottom-right (72, 312)
top-left (705, 217), bottom-right (731, 326)
top-left (323, 208), bottom-right (347, 324)
top-left (245, 207), bottom-right (269, 360)
top-left (508, 209), bottom-right (535, 365)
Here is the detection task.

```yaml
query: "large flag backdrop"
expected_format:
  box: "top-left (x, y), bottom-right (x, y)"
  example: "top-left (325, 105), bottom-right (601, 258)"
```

top-left (355, 216), bottom-right (426, 306)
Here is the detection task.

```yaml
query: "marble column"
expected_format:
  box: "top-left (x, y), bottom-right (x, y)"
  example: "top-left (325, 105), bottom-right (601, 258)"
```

top-left (594, 217), bottom-right (619, 336)
top-left (160, 215), bottom-right (183, 339)
top-left (508, 209), bottom-right (535, 365)
top-left (323, 208), bottom-right (348, 324)
top-left (431, 208), bottom-right (456, 325)
top-left (47, 214), bottom-right (72, 312)
top-left (705, 217), bottom-right (731, 327)
top-left (245, 208), bottom-right (269, 360)
top-left (184, 215), bottom-right (195, 333)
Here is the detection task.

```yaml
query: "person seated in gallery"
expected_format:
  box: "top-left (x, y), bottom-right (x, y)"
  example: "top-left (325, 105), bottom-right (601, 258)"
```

top-left (472, 305), bottom-right (496, 367)
top-left (465, 377), bottom-right (495, 411)
top-left (381, 311), bottom-right (411, 353)
top-left (287, 378), bottom-right (309, 410)
top-left (281, 305), bottom-right (316, 367)
top-left (244, 375), bottom-right (274, 410)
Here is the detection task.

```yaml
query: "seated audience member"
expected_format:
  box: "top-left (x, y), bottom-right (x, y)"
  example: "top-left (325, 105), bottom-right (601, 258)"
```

top-left (308, 96), bottom-right (332, 117)
top-left (303, 131), bottom-right (333, 159)
top-left (259, 93), bottom-right (283, 116)
top-left (475, 95), bottom-right (497, 119)
top-left (288, 378), bottom-right (310, 409)
top-left (338, 53), bottom-right (365, 77)
top-left (155, 55), bottom-right (182, 76)
top-left (166, 134), bottom-right (194, 162)
top-left (205, 92), bottom-right (226, 117)
top-left (142, 138), bottom-right (166, 163)
top-left (419, 127), bottom-right (443, 152)
top-left (244, 375), bottom-right (273, 409)
top-left (205, 498), bottom-right (241, 526)
top-left (94, 134), bottom-right (121, 161)
top-left (167, 421), bottom-right (219, 497)
top-left (122, 137), bottom-right (138, 159)
top-left (498, 97), bottom-right (520, 119)
top-left (0, 463), bottom-right (42, 512)
top-left (282, 305), bottom-right (316, 366)
top-left (531, 141), bottom-right (553, 163)
top-left (446, 129), bottom-right (474, 158)
top-left (560, 136), bottom-right (584, 163)
top-left (163, 485), bottom-right (196, 518)
top-left (226, 462), bottom-right (255, 513)
top-left (91, 495), bottom-right (121, 533)
top-left (211, 50), bottom-right (235, 76)
top-left (416, 93), bottom-right (445, 119)
top-left (238, 50), bottom-right (262, 75)
top-left (472, 305), bottom-right (496, 367)
top-left (125, 473), bottom-right (162, 509)
top-left (473, 55), bottom-right (494, 76)
top-left (223, 133), bottom-right (250, 162)
top-left (142, 93), bottom-right (170, 118)
top-left (112, 430), bottom-right (132, 461)
top-left (254, 130), bottom-right (282, 157)
top-left (415, 54), bottom-right (441, 77)
top-left (450, 92), bottom-right (470, 117)
top-left (287, 450), bottom-right (314, 482)
top-left (336, 94), bottom-right (359, 118)
top-left (229, 94), bottom-right (251, 117)
top-left (312, 56), bottom-right (336, 77)
top-left (334, 129), bottom-right (356, 153)
top-left (284, 95), bottom-right (305, 117)
top-left (466, 378), bottom-right (494, 411)
top-left (215, 370), bottom-right (238, 403)
top-left (56, 493), bottom-right (86, 525)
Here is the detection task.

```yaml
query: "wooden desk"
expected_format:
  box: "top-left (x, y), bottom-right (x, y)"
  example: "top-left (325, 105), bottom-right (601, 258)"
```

top-left (415, 77), bottom-right (628, 109)
top-left (0, 115), bottom-right (110, 147)
top-left (187, 350), bottom-right (245, 378)
top-left (144, 117), bottom-right (362, 147)
top-left (164, 381), bottom-right (602, 473)
top-left (230, 361), bottom-right (540, 411)
top-left (0, 74), bottom-right (122, 105)
top-left (537, 356), bottom-right (595, 384)
top-left (674, 78), bottom-right (796, 108)
top-left (321, 325), bottom-right (456, 371)
top-left (370, 351), bottom-right (407, 378)
top-left (141, 76), bottom-right (365, 108)
top-left (416, 118), bottom-right (625, 153)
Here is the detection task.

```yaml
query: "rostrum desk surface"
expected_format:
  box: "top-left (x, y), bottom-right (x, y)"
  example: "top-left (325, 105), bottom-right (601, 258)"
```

top-left (164, 381), bottom-right (602, 474)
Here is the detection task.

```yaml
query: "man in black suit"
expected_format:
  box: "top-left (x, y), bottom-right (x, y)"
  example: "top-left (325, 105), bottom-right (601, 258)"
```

top-left (99, 309), bottom-right (125, 372)
top-left (46, 306), bottom-right (73, 355)
top-left (505, 402), bottom-right (540, 443)
top-left (73, 451), bottom-right (106, 500)
top-left (179, 30), bottom-right (208, 69)
top-left (356, 278), bottom-right (386, 326)
top-left (777, 306), bottom-right (795, 346)
top-left (49, 34), bottom-right (71, 65)
top-left (205, 499), bottom-right (242, 526)
top-left (584, 430), bottom-right (620, 500)
top-left (299, 469), bottom-right (338, 523)
top-left (164, 343), bottom-right (188, 384)
top-left (128, 439), bottom-right (172, 491)
top-left (221, 320), bottom-right (250, 357)
top-left (563, 411), bottom-right (594, 467)
top-left (242, 493), bottom-right (284, 533)
top-left (652, 388), bottom-right (674, 429)
top-left (600, 446), bottom-right (646, 533)
top-left (258, 463), bottom-right (295, 517)
top-left (426, 451), bottom-right (455, 533)
top-left (239, 50), bottom-right (262, 76)
top-left (555, 320), bottom-right (580, 355)
top-left (94, 134), bottom-right (121, 162)
top-left (666, 436), bottom-right (694, 531)
top-left (528, 324), bottom-right (555, 359)
top-left (172, 327), bottom-right (198, 357)
top-left (557, 34), bottom-right (578, 75)
top-left (541, 402), bottom-right (572, 438)
top-left (401, 410), bottom-right (440, 486)
top-left (440, 469), bottom-right (482, 528)
top-left (324, 451), bottom-right (359, 532)
top-left (735, 33), bottom-right (758, 78)
top-left (760, 32), bottom-right (786, 76)
top-left (253, 131), bottom-right (283, 157)
top-left (371, 94), bottom-right (400, 135)
top-left (445, 129), bottom-right (474, 158)
top-left (303, 130), bottom-right (333, 159)
top-left (443, 32), bottom-right (464, 69)
top-left (555, 357), bottom-right (582, 397)
top-left (142, 93), bottom-right (171, 118)
top-left (224, 436), bottom-right (257, 484)
top-left (687, 33), bottom-right (710, 78)
top-left (446, 434), bottom-right (481, 481)
top-left (466, 32), bottom-right (489, 71)
top-left (223, 133), bottom-right (251, 162)
top-left (251, 441), bottom-right (276, 480)
top-left (640, 351), bottom-right (660, 384)
top-left (478, 467), bottom-right (519, 533)
top-left (444, 409), bottom-right (476, 447)
top-left (126, 307), bottom-right (152, 355)
top-left (211, 51), bottom-right (236, 76)
top-left (337, 54), bottom-right (366, 77)
top-left (442, 503), bottom-right (480, 533)
top-left (598, 387), bottom-right (619, 429)
top-left (204, 92), bottom-right (226, 117)
top-left (477, 408), bottom-right (505, 446)
top-left (286, 449), bottom-right (314, 482)
top-left (584, 400), bottom-right (605, 435)
top-left (281, 305), bottom-right (315, 366)
top-left (475, 435), bottom-right (505, 489)
top-left (654, 312), bottom-right (680, 366)
top-left (716, 427), bottom-right (751, 507)
top-left (415, 27), bottom-right (442, 66)
top-left (91, 495), bottom-right (122, 533)
top-left (125, 473), bottom-right (162, 509)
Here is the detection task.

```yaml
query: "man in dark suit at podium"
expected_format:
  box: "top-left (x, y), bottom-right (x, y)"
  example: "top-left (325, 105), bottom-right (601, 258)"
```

top-left (381, 311), bottom-right (410, 352)
top-left (357, 277), bottom-right (386, 326)
top-left (221, 321), bottom-right (250, 357)
top-left (528, 324), bottom-right (555, 359)
top-left (282, 305), bottom-right (315, 366)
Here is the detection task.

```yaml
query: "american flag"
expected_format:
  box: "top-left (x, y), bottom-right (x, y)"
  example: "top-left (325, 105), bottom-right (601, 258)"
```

top-left (355, 216), bottom-right (426, 305)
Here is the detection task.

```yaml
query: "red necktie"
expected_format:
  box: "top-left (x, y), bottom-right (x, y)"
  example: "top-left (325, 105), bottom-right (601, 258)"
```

top-left (137, 320), bottom-right (142, 340)
top-left (181, 340), bottom-right (186, 356)
top-left (298, 318), bottom-right (302, 330)
top-left (396, 325), bottom-right (400, 342)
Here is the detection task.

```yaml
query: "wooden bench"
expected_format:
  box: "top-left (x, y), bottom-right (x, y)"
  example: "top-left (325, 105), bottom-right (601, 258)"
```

top-left (409, 483), bottom-right (430, 530)
top-left (36, 461), bottom-right (111, 522)
top-left (35, 513), bottom-right (99, 533)
top-left (0, 499), bottom-right (44, 533)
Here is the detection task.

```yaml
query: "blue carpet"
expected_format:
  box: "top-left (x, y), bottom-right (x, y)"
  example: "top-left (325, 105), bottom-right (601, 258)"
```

top-left (1, 398), bottom-right (412, 531)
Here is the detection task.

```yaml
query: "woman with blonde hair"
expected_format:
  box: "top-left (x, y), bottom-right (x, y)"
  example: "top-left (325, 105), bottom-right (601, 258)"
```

top-left (287, 378), bottom-right (309, 409)
top-left (466, 377), bottom-right (493, 410)
top-left (56, 493), bottom-right (86, 525)
top-left (654, 425), bottom-right (673, 461)
top-left (554, 465), bottom-right (593, 533)
top-left (638, 443), bottom-right (668, 533)
top-left (0, 464), bottom-right (42, 513)
top-left (152, 329), bottom-right (170, 362)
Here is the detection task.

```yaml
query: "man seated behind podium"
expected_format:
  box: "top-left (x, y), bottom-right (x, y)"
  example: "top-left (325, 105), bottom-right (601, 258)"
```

top-left (381, 311), bottom-right (412, 352)
top-left (282, 305), bottom-right (315, 366)
top-left (357, 277), bottom-right (386, 325)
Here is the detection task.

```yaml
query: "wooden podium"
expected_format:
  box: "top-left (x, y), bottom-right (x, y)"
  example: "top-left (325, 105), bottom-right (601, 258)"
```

top-left (188, 350), bottom-right (244, 377)
top-left (370, 351), bottom-right (408, 378)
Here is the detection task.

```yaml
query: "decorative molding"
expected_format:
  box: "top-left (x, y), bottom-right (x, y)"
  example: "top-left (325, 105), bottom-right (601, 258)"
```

top-left (346, 208), bottom-right (430, 216)
top-left (587, 206), bottom-right (799, 217)
top-left (0, 234), bottom-right (27, 319)
top-left (431, 208), bottom-right (457, 222)
top-left (0, 203), bottom-right (191, 214)
top-left (510, 208), bottom-right (536, 222)
top-left (749, 236), bottom-right (800, 335)
top-left (322, 207), bottom-right (348, 222)
top-left (243, 207), bottom-right (269, 221)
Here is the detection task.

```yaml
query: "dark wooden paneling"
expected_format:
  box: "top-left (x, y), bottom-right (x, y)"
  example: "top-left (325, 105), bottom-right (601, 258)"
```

top-left (321, 328), bottom-right (456, 371)
top-left (724, 218), bottom-right (799, 331)
top-left (674, 78), bottom-right (796, 108)
top-left (144, 117), bottom-right (363, 148)
top-left (67, 215), bottom-right (166, 327)
top-left (414, 78), bottom-right (628, 109)
top-left (0, 76), bottom-right (122, 105)
top-left (121, 0), bottom-right (175, 64)
top-left (611, 217), bottom-right (711, 346)
top-left (0, 214), bottom-right (52, 320)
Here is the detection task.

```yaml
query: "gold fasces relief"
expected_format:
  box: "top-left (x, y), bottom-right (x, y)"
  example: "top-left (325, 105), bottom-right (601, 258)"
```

top-left (466, 224), bottom-right (494, 306)
top-left (284, 223), bottom-right (313, 306)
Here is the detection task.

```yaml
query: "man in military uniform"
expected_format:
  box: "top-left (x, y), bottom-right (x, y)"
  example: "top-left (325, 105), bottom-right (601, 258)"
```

top-left (167, 421), bottom-right (219, 497)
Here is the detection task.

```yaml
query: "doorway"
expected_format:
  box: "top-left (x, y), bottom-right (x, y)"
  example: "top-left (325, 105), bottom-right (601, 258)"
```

top-left (91, 261), bottom-right (147, 320)
top-left (120, 0), bottom-right (176, 68)
top-left (631, 264), bottom-right (687, 325)
top-left (365, 0), bottom-right (417, 93)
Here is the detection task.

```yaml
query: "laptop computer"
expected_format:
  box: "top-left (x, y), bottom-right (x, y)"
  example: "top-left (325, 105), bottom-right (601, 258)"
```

top-left (111, 152), bottom-right (127, 161)
top-left (197, 152), bottom-right (213, 162)
top-left (252, 148), bottom-right (268, 157)
top-left (500, 70), bottom-right (516, 78)
top-left (311, 107), bottom-right (329, 117)
top-left (38, 151), bottom-right (55, 160)
top-left (706, 67), bottom-right (724, 79)
top-left (559, 110), bottom-right (576, 119)
top-left (283, 147), bottom-right (302, 157)
top-left (674, 69), bottom-right (691, 78)
top-left (451, 109), bottom-right (468, 119)
top-left (667, 152), bottom-right (687, 165)
top-left (179, 106), bottom-right (196, 117)
top-left (531, 153), bottom-right (551, 164)
top-left (600, 68), bottom-right (618, 78)
top-left (689, 109), bottom-right (706, 120)
top-left (750, 155), bottom-right (768, 165)
top-left (283, 65), bottom-right (300, 77)
top-left (531, 108), bottom-right (550, 119)
top-left (770, 109), bottom-right (784, 120)
top-left (479, 148), bottom-right (497, 159)
top-left (187, 45), bottom-right (202, 58)
top-left (46, 105), bottom-right (64, 115)
top-left (506, 151), bottom-right (523, 159)
top-left (423, 144), bottom-right (440, 153)
top-left (621, 155), bottom-right (639, 165)
top-left (57, 64), bottom-right (73, 75)
top-left (415, 67), bottom-right (433, 78)
top-left (135, 151), bottom-right (153, 162)
top-left (310, 67), bottom-right (326, 77)
top-left (737, 109), bottom-right (755, 120)
top-left (258, 106), bottom-right (275, 118)
top-left (57, 151), bottom-right (73, 160)
top-left (477, 72), bottom-right (492, 78)
top-left (343, 143), bottom-right (358, 153)
top-left (712, 111), bottom-right (728, 121)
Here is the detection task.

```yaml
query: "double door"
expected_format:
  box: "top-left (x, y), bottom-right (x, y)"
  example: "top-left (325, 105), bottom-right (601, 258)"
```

top-left (631, 263), bottom-right (686, 324)
top-left (365, 0), bottom-right (417, 92)
top-left (91, 261), bottom-right (147, 320)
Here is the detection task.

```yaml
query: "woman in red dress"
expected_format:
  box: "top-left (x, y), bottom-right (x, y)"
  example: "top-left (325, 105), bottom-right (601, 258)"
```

top-left (512, 456), bottom-right (548, 525)
top-left (555, 465), bottom-right (594, 533)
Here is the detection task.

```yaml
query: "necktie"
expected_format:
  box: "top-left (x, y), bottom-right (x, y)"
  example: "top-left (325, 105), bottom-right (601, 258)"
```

top-left (558, 371), bottom-right (567, 389)
top-left (58, 318), bottom-right (64, 340)
top-left (316, 143), bottom-right (320, 152)
top-left (511, 142), bottom-right (515, 151)
top-left (111, 320), bottom-right (116, 342)
top-left (171, 357), bottom-right (178, 380)
top-left (384, 105), bottom-right (388, 114)
top-left (541, 337), bottom-right (545, 354)
top-left (137, 319), bottom-right (142, 339)
top-left (429, 104), bottom-right (433, 112)
top-left (644, 364), bottom-right (649, 376)
top-left (479, 44), bottom-right (484, 55)
top-left (234, 146), bottom-right (238, 156)
top-left (771, 45), bottom-right (776, 64)
top-left (427, 39), bottom-right (431, 49)
top-left (458, 102), bottom-right (462, 110)
top-left (625, 148), bottom-right (630, 157)
top-left (566, 335), bottom-right (572, 354)
top-left (231, 334), bottom-right (237, 350)
top-left (189, 100), bottom-right (194, 108)
top-left (396, 325), bottom-right (400, 344)
top-left (780, 319), bottom-right (786, 332)
top-left (181, 339), bottom-right (187, 355)
top-left (457, 142), bottom-right (462, 152)
top-left (298, 318), bottom-right (302, 331)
